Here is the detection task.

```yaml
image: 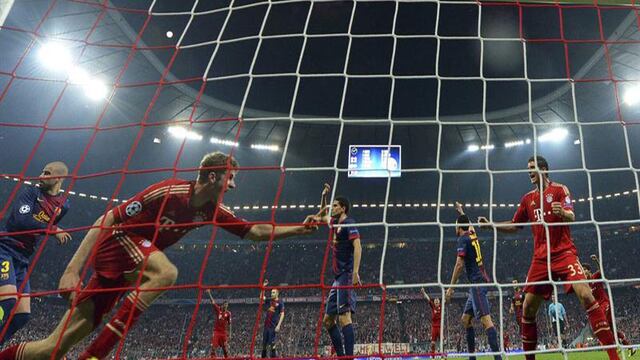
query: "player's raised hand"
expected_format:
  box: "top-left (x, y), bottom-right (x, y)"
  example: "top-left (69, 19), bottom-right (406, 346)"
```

top-left (445, 288), bottom-right (454, 302)
top-left (58, 270), bottom-right (82, 302)
top-left (551, 202), bottom-right (564, 216)
top-left (302, 214), bottom-right (320, 232)
top-left (477, 216), bottom-right (491, 230)
top-left (54, 230), bottom-right (72, 245)
top-left (590, 254), bottom-right (598, 261)
top-left (455, 202), bottom-right (465, 215)
top-left (322, 183), bottom-right (331, 196)
top-left (263, 279), bottom-right (269, 287)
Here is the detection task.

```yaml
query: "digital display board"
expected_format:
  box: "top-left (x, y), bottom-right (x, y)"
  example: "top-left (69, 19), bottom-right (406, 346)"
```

top-left (347, 145), bottom-right (401, 178)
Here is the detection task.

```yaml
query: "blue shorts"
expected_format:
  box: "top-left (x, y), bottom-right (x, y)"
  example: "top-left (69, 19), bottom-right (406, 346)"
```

top-left (325, 272), bottom-right (356, 315)
top-left (0, 244), bottom-right (31, 294)
top-left (463, 285), bottom-right (490, 319)
top-left (263, 328), bottom-right (277, 346)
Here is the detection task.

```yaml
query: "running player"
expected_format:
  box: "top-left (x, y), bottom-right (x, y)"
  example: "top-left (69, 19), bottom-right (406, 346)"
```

top-left (583, 255), bottom-right (635, 356)
top-left (509, 280), bottom-right (524, 334)
top-left (261, 280), bottom-right (284, 358)
top-left (445, 202), bottom-right (501, 360)
top-left (0, 162), bottom-right (71, 344)
top-left (0, 152), bottom-right (319, 360)
top-left (420, 287), bottom-right (442, 354)
top-left (318, 184), bottom-right (361, 358)
top-left (479, 155), bottom-right (619, 360)
top-left (206, 289), bottom-right (231, 358)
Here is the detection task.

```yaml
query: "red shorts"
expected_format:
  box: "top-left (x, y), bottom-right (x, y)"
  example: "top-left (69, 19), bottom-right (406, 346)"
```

top-left (600, 301), bottom-right (613, 325)
top-left (524, 252), bottom-right (586, 300)
top-left (212, 332), bottom-right (229, 348)
top-left (431, 325), bottom-right (441, 341)
top-left (75, 231), bottom-right (161, 327)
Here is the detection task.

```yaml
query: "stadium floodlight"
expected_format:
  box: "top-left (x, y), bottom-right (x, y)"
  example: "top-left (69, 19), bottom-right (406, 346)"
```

top-left (623, 85), bottom-right (640, 105)
top-left (84, 79), bottom-right (108, 101)
top-left (166, 31), bottom-right (174, 38)
top-left (505, 140), bottom-right (525, 148)
top-left (38, 42), bottom-right (72, 71)
top-left (467, 144), bottom-right (480, 152)
top-left (574, 139), bottom-right (581, 145)
top-left (167, 126), bottom-right (203, 141)
top-left (251, 144), bottom-right (280, 152)
top-left (480, 144), bottom-right (495, 150)
top-left (538, 128), bottom-right (568, 143)
top-left (210, 137), bottom-right (239, 147)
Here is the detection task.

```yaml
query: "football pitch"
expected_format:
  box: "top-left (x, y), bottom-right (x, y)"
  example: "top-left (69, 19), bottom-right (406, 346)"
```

top-left (475, 351), bottom-right (627, 359)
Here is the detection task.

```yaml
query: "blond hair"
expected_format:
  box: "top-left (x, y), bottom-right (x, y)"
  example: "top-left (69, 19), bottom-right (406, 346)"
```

top-left (197, 152), bottom-right (238, 184)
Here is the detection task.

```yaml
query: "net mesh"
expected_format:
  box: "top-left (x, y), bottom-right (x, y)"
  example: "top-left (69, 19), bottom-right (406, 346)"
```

top-left (0, 0), bottom-right (639, 359)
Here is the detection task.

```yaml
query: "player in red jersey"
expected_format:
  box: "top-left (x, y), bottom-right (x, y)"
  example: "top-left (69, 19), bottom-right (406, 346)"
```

top-left (0, 152), bottom-right (319, 360)
top-left (207, 289), bottom-right (231, 358)
top-left (583, 255), bottom-right (635, 356)
top-left (510, 279), bottom-right (524, 334)
top-left (479, 156), bottom-right (619, 360)
top-left (420, 287), bottom-right (442, 354)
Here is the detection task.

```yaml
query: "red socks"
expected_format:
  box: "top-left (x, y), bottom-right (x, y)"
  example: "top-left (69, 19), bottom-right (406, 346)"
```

top-left (521, 316), bottom-right (537, 360)
top-left (585, 301), bottom-right (619, 360)
top-left (79, 294), bottom-right (148, 360)
top-left (0, 343), bottom-right (23, 360)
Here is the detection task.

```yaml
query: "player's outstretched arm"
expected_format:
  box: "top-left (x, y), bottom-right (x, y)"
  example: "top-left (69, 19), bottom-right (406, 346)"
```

top-left (477, 216), bottom-right (520, 233)
top-left (590, 254), bottom-right (602, 272)
top-left (59, 210), bottom-right (116, 300)
top-left (245, 215), bottom-right (319, 241)
top-left (316, 183), bottom-right (331, 221)
top-left (420, 287), bottom-right (430, 302)
top-left (207, 289), bottom-right (217, 305)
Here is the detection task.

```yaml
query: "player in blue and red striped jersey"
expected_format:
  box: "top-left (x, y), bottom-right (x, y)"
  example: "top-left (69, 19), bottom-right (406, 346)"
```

top-left (261, 280), bottom-right (285, 358)
top-left (318, 184), bottom-right (362, 358)
top-left (0, 162), bottom-right (71, 344)
top-left (446, 202), bottom-right (501, 360)
top-left (0, 152), bottom-right (319, 360)
top-left (479, 156), bottom-right (620, 360)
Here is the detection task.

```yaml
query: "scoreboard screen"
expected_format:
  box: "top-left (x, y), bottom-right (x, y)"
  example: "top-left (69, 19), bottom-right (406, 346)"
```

top-left (347, 145), bottom-right (401, 178)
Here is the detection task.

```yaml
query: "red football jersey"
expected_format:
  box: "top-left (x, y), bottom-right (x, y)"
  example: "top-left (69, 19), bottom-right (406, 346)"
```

top-left (590, 271), bottom-right (610, 304)
top-left (512, 290), bottom-right (524, 315)
top-left (429, 299), bottom-right (442, 324)
top-left (112, 178), bottom-right (252, 250)
top-left (512, 182), bottom-right (576, 260)
top-left (213, 304), bottom-right (232, 334)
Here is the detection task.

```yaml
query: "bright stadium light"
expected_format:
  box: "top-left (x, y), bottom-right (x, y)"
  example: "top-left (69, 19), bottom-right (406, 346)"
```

top-left (84, 79), bottom-right (108, 101)
top-left (167, 126), bottom-right (203, 141)
top-left (467, 145), bottom-right (480, 152)
top-left (210, 137), bottom-right (239, 147)
top-left (38, 42), bottom-right (72, 71)
top-left (525, 138), bottom-right (531, 144)
top-left (480, 144), bottom-right (494, 150)
top-left (505, 140), bottom-right (524, 148)
top-left (538, 128), bottom-right (568, 143)
top-left (166, 31), bottom-right (174, 38)
top-left (623, 85), bottom-right (640, 105)
top-left (251, 143), bottom-right (280, 152)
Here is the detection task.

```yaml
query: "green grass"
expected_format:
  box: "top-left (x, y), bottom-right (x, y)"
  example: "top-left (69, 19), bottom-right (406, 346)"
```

top-left (474, 350), bottom-right (623, 359)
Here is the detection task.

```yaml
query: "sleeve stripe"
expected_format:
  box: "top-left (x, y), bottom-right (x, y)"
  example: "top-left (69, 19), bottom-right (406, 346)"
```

top-left (144, 189), bottom-right (190, 204)
top-left (142, 185), bottom-right (191, 201)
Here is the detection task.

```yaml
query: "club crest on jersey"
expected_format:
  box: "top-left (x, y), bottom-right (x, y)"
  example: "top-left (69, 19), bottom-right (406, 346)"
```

top-left (546, 194), bottom-right (553, 203)
top-left (141, 240), bottom-right (152, 248)
top-left (18, 205), bottom-right (31, 214)
top-left (125, 201), bottom-right (142, 217)
top-left (564, 196), bottom-right (572, 205)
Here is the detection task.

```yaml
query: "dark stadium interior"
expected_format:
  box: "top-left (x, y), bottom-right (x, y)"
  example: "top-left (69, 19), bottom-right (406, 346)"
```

top-left (0, 0), bottom-right (640, 358)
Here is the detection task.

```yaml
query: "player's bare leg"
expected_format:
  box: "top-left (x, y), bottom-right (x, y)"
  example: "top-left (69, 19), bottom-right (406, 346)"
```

top-left (0, 285), bottom-right (30, 344)
top-left (79, 251), bottom-right (178, 359)
top-left (521, 292), bottom-right (544, 360)
top-left (572, 282), bottom-right (620, 360)
top-left (6, 299), bottom-right (96, 360)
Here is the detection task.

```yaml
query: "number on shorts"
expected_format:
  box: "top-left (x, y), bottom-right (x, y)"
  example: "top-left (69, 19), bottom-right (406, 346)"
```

top-left (0, 261), bottom-right (9, 273)
top-left (567, 262), bottom-right (583, 277)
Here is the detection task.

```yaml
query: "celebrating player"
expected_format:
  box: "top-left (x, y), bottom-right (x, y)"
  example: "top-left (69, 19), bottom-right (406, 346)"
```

top-left (445, 202), bottom-right (501, 360)
top-left (0, 152), bottom-right (319, 360)
top-left (479, 156), bottom-right (620, 360)
top-left (0, 161), bottom-right (71, 344)
top-left (420, 287), bottom-right (442, 355)
top-left (583, 255), bottom-right (635, 356)
top-left (318, 184), bottom-right (361, 358)
top-left (207, 289), bottom-right (231, 358)
top-left (509, 280), bottom-right (524, 334)
top-left (261, 280), bottom-right (284, 358)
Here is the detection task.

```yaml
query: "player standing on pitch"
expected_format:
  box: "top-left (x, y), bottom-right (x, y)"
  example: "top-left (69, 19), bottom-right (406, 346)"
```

top-left (260, 279), bottom-right (284, 358)
top-left (0, 162), bottom-right (71, 344)
top-left (509, 279), bottom-right (524, 335)
top-left (318, 184), bottom-right (361, 358)
top-left (446, 202), bottom-right (501, 360)
top-left (207, 289), bottom-right (231, 358)
top-left (0, 152), bottom-right (319, 360)
top-left (420, 287), bottom-right (442, 355)
top-left (479, 156), bottom-right (620, 360)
